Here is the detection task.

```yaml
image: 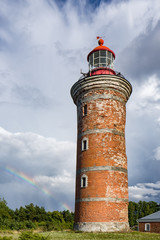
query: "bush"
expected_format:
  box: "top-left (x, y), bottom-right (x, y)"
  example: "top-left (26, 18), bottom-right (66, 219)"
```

top-left (0, 237), bottom-right (13, 240)
top-left (18, 231), bottom-right (50, 240)
top-left (25, 220), bottom-right (36, 229)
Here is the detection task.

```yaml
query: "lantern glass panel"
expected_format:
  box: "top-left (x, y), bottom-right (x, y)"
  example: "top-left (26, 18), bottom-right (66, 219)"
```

top-left (100, 58), bottom-right (106, 63)
top-left (94, 58), bottom-right (99, 64)
top-left (94, 51), bottom-right (99, 58)
top-left (100, 51), bottom-right (106, 57)
top-left (107, 51), bottom-right (112, 59)
top-left (89, 54), bottom-right (93, 66)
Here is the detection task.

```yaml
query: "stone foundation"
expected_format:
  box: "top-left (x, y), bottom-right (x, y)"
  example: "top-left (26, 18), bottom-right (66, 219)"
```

top-left (74, 222), bottom-right (130, 232)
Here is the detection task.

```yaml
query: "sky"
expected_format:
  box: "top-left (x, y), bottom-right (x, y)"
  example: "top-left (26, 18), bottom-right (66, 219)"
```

top-left (0, 0), bottom-right (160, 212)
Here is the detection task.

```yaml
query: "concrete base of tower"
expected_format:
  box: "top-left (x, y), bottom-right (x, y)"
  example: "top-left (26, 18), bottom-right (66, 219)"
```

top-left (74, 222), bottom-right (130, 232)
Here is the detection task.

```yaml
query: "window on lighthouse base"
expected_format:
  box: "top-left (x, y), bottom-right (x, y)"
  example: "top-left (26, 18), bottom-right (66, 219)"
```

top-left (81, 174), bottom-right (88, 188)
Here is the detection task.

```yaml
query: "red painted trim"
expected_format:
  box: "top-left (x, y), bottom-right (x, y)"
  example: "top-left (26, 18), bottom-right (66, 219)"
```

top-left (90, 67), bottom-right (116, 76)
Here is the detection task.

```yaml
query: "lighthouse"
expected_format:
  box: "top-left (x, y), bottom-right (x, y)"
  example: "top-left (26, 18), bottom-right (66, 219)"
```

top-left (71, 38), bottom-right (132, 232)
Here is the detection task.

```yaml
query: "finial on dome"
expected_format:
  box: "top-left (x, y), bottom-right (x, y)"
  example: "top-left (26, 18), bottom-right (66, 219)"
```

top-left (98, 38), bottom-right (104, 46)
top-left (97, 36), bottom-right (104, 46)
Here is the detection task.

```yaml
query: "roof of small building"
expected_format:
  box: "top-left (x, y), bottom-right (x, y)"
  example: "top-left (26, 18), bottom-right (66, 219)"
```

top-left (138, 211), bottom-right (160, 223)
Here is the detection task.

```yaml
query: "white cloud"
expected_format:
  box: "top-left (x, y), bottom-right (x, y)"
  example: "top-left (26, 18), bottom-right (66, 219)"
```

top-left (129, 181), bottom-right (160, 202)
top-left (127, 74), bottom-right (160, 113)
top-left (35, 170), bottom-right (72, 187)
top-left (140, 75), bottom-right (160, 101)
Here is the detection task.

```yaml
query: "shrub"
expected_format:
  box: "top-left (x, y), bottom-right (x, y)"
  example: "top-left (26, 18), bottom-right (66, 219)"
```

top-left (0, 237), bottom-right (13, 240)
top-left (18, 231), bottom-right (50, 240)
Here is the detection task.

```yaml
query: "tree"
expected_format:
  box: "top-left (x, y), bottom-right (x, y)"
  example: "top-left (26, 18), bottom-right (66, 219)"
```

top-left (61, 210), bottom-right (74, 223)
top-left (128, 201), bottom-right (160, 227)
top-left (18, 207), bottom-right (27, 221)
top-left (0, 198), bottom-right (12, 220)
top-left (25, 203), bottom-right (36, 221)
top-left (128, 201), bottom-right (137, 227)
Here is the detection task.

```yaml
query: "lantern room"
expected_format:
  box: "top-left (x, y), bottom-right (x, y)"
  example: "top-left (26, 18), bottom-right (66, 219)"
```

top-left (87, 38), bottom-right (116, 76)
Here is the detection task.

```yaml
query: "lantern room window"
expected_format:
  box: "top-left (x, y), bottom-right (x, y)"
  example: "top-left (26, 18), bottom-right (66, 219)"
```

top-left (89, 50), bottom-right (114, 70)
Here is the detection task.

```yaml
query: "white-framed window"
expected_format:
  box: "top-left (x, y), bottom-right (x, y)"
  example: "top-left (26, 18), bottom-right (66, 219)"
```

top-left (81, 174), bottom-right (88, 188)
top-left (82, 137), bottom-right (88, 151)
top-left (145, 223), bottom-right (150, 232)
top-left (83, 104), bottom-right (87, 116)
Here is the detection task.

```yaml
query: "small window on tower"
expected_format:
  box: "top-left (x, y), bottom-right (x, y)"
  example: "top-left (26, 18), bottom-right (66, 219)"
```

top-left (83, 104), bottom-right (87, 116)
top-left (83, 140), bottom-right (87, 150)
top-left (82, 177), bottom-right (86, 187)
top-left (82, 138), bottom-right (88, 151)
top-left (81, 174), bottom-right (88, 188)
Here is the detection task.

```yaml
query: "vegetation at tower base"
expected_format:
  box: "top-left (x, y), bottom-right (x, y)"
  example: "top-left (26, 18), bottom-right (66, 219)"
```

top-left (0, 198), bottom-right (74, 231)
top-left (1, 231), bottom-right (160, 240)
top-left (0, 197), bottom-right (159, 232)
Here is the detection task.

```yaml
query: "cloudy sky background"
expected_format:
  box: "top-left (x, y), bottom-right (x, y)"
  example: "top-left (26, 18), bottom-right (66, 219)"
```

top-left (0, 0), bottom-right (160, 211)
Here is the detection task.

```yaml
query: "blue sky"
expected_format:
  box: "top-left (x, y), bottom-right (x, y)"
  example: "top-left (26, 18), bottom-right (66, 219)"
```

top-left (0, 0), bottom-right (160, 211)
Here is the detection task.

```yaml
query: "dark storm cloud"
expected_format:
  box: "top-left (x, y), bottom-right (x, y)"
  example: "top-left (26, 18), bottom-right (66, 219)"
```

top-left (117, 20), bottom-right (160, 80)
top-left (0, 127), bottom-right (75, 210)
top-left (119, 15), bottom-right (160, 199)
top-left (126, 75), bottom-right (160, 201)
top-left (0, 181), bottom-right (63, 211)
top-left (12, 85), bottom-right (50, 108)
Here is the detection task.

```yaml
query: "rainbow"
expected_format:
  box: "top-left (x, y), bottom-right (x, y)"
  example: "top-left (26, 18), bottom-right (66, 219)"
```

top-left (5, 166), bottom-right (72, 211)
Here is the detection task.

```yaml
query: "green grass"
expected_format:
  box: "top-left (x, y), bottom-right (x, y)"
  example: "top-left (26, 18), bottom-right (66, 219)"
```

top-left (0, 231), bottom-right (160, 240)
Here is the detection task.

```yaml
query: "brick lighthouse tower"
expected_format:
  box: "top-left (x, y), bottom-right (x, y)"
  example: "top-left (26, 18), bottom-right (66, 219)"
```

top-left (71, 38), bottom-right (132, 232)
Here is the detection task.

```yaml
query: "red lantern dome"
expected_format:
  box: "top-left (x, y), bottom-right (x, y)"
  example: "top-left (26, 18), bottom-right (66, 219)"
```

top-left (87, 38), bottom-right (116, 76)
top-left (87, 39), bottom-right (115, 61)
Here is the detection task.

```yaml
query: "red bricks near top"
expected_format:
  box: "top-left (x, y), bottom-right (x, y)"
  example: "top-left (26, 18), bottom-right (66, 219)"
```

top-left (71, 39), bottom-right (132, 232)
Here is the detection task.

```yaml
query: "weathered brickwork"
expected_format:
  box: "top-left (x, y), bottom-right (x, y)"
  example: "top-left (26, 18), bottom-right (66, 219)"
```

top-left (77, 133), bottom-right (127, 169)
top-left (139, 222), bottom-right (160, 233)
top-left (76, 171), bottom-right (128, 199)
top-left (75, 201), bottom-right (128, 222)
top-left (71, 75), bottom-right (132, 232)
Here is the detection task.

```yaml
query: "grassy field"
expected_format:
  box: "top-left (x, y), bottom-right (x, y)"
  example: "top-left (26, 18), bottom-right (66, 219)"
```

top-left (0, 231), bottom-right (160, 240)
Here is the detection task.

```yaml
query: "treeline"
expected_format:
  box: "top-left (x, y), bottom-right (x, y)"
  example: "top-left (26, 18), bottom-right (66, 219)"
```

top-left (129, 201), bottom-right (160, 227)
top-left (0, 198), bottom-right (160, 231)
top-left (0, 198), bottom-right (74, 231)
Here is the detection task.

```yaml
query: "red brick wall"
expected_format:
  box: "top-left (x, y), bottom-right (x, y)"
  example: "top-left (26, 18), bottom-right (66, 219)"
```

top-left (75, 86), bottom-right (129, 223)
top-left (139, 222), bottom-right (160, 233)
